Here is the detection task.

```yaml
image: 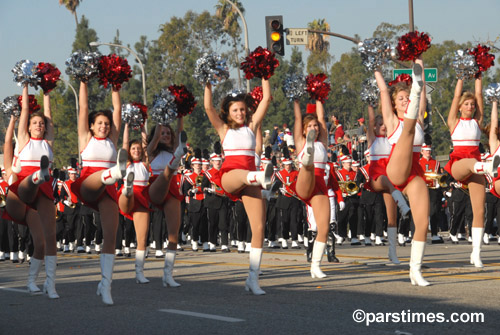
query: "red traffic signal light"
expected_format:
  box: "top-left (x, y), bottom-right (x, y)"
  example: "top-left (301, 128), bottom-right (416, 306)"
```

top-left (265, 16), bottom-right (284, 56)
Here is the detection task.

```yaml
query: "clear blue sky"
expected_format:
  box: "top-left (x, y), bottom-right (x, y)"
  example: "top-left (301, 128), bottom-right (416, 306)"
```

top-left (1, 0), bottom-right (499, 99)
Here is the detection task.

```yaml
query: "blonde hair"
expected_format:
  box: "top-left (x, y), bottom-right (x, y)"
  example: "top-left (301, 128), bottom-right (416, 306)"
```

top-left (458, 92), bottom-right (476, 111)
top-left (389, 82), bottom-right (410, 114)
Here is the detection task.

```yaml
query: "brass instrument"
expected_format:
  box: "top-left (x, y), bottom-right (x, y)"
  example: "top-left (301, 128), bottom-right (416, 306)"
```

top-left (424, 172), bottom-right (447, 189)
top-left (0, 194), bottom-right (6, 208)
top-left (195, 175), bottom-right (204, 187)
top-left (339, 181), bottom-right (359, 196)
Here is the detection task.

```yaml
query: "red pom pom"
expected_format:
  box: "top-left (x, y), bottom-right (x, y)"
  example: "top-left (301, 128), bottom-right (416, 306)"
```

top-left (388, 73), bottom-right (412, 86)
top-left (240, 46), bottom-right (279, 80)
top-left (36, 62), bottom-right (61, 93)
top-left (305, 73), bottom-right (331, 103)
top-left (167, 84), bottom-right (197, 117)
top-left (131, 102), bottom-right (148, 127)
top-left (396, 31), bottom-right (431, 61)
top-left (250, 86), bottom-right (263, 109)
top-left (306, 103), bottom-right (317, 114)
top-left (98, 54), bottom-right (132, 90)
top-left (469, 44), bottom-right (495, 78)
top-left (17, 95), bottom-right (41, 114)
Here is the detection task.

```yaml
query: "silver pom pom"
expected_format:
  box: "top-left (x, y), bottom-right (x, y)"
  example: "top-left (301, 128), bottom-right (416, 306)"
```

top-left (360, 78), bottom-right (380, 107)
top-left (193, 53), bottom-right (230, 86)
top-left (65, 50), bottom-right (101, 82)
top-left (121, 103), bottom-right (146, 130)
top-left (0, 95), bottom-right (21, 118)
top-left (282, 74), bottom-right (306, 101)
top-left (226, 89), bottom-right (246, 97)
top-left (358, 38), bottom-right (393, 71)
top-left (12, 60), bottom-right (40, 88)
top-left (484, 83), bottom-right (500, 104)
top-left (151, 89), bottom-right (178, 125)
top-left (452, 49), bottom-right (478, 80)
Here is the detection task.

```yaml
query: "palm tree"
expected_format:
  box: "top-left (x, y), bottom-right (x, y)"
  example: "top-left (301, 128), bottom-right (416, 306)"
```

top-left (59, 0), bottom-right (82, 27)
top-left (307, 18), bottom-right (330, 53)
top-left (306, 18), bottom-right (332, 74)
top-left (215, 0), bottom-right (245, 88)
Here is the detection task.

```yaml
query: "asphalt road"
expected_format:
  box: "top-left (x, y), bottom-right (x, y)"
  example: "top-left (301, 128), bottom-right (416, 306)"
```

top-left (1, 239), bottom-right (499, 335)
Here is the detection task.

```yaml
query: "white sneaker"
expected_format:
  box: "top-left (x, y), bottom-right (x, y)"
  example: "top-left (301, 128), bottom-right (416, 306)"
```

top-left (281, 239), bottom-right (288, 249)
top-left (69, 242), bottom-right (75, 252)
top-left (335, 236), bottom-right (344, 245)
top-left (237, 241), bottom-right (245, 253)
top-left (0, 252), bottom-right (5, 261)
top-left (191, 240), bottom-right (198, 251)
top-left (483, 233), bottom-right (490, 245)
top-left (85, 246), bottom-right (92, 254)
top-left (297, 234), bottom-right (304, 243)
top-left (245, 243), bottom-right (252, 252)
top-left (95, 244), bottom-right (101, 253)
top-left (163, 241), bottom-right (168, 249)
top-left (291, 240), bottom-right (300, 249)
top-left (123, 171), bottom-right (135, 197)
top-left (155, 250), bottom-right (164, 258)
top-left (115, 249), bottom-right (123, 256)
top-left (375, 236), bottom-right (384, 246)
top-left (351, 237), bottom-right (361, 245)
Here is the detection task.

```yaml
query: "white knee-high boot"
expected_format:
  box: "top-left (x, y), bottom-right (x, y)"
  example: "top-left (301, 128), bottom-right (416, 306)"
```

top-left (43, 256), bottom-right (60, 298)
top-left (310, 241), bottom-right (327, 278)
top-left (387, 227), bottom-right (400, 264)
top-left (101, 149), bottom-right (127, 185)
top-left (163, 250), bottom-right (181, 287)
top-left (404, 64), bottom-right (423, 120)
top-left (135, 250), bottom-right (150, 284)
top-left (301, 130), bottom-right (316, 167)
top-left (245, 164), bottom-right (273, 190)
top-left (167, 131), bottom-right (188, 170)
top-left (245, 247), bottom-right (265, 295)
top-left (27, 257), bottom-right (43, 294)
top-left (409, 240), bottom-right (430, 286)
top-left (97, 253), bottom-right (115, 305)
top-left (470, 227), bottom-right (484, 268)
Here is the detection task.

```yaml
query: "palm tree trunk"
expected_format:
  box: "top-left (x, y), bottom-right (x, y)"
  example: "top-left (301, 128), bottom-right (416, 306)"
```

top-left (74, 10), bottom-right (79, 27)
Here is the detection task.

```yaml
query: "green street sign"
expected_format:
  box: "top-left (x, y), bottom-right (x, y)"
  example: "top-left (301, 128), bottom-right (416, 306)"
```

top-left (393, 68), bottom-right (438, 82)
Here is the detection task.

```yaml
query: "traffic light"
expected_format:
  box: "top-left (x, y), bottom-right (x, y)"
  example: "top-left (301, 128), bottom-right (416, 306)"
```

top-left (265, 16), bottom-right (284, 56)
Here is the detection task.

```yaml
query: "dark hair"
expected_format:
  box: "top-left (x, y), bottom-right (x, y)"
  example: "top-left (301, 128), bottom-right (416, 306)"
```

top-left (219, 93), bottom-right (255, 129)
top-left (88, 110), bottom-right (113, 136)
top-left (128, 139), bottom-right (143, 162)
top-left (148, 124), bottom-right (175, 156)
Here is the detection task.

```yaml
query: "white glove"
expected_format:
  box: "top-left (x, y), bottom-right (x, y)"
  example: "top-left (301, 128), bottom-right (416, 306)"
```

top-left (63, 200), bottom-right (71, 207)
top-left (190, 188), bottom-right (198, 194)
top-left (338, 201), bottom-right (345, 211)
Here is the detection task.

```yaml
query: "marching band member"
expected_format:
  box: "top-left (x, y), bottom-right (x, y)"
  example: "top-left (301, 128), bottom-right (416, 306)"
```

top-left (336, 153), bottom-right (360, 245)
top-left (419, 144), bottom-right (444, 244)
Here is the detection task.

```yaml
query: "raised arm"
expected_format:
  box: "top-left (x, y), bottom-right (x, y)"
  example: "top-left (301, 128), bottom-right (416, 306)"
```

top-left (293, 100), bottom-right (304, 150)
top-left (141, 124), bottom-right (149, 164)
top-left (316, 100), bottom-right (328, 146)
top-left (122, 123), bottom-right (130, 151)
top-left (489, 101), bottom-right (499, 152)
top-left (147, 124), bottom-right (162, 158)
top-left (174, 116), bottom-right (184, 147)
top-left (374, 70), bottom-right (398, 132)
top-left (415, 58), bottom-right (427, 125)
top-left (78, 81), bottom-right (91, 150)
top-left (255, 125), bottom-right (263, 157)
top-left (366, 105), bottom-right (376, 146)
top-left (3, 115), bottom-right (17, 173)
top-left (204, 83), bottom-right (226, 139)
top-left (448, 79), bottom-right (463, 130)
top-left (249, 78), bottom-right (272, 132)
top-left (475, 75), bottom-right (484, 126)
top-left (43, 93), bottom-right (55, 145)
top-left (17, 85), bottom-right (30, 148)
top-left (109, 88), bottom-right (122, 146)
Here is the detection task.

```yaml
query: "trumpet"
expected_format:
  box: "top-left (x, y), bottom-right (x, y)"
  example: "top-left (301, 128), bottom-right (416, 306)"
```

top-left (339, 181), bottom-right (359, 196)
top-left (0, 194), bottom-right (6, 208)
top-left (424, 172), bottom-right (447, 189)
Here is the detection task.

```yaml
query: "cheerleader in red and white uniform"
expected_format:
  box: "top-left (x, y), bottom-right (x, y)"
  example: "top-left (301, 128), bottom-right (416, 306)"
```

top-left (5, 86), bottom-right (59, 298)
top-left (72, 81), bottom-right (127, 305)
top-left (375, 57), bottom-right (430, 286)
top-left (146, 117), bottom-right (187, 288)
top-left (204, 78), bottom-right (272, 295)
top-left (292, 99), bottom-right (330, 279)
top-left (365, 105), bottom-right (410, 264)
top-left (470, 85), bottom-right (500, 267)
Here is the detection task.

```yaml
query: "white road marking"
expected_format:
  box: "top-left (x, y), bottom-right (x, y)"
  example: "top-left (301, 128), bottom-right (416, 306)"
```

top-left (159, 309), bottom-right (245, 322)
top-left (0, 286), bottom-right (28, 293)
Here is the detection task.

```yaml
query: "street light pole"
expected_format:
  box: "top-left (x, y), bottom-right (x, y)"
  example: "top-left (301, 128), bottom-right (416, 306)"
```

top-left (89, 41), bottom-right (148, 132)
top-left (60, 78), bottom-right (81, 165)
top-left (408, 0), bottom-right (415, 32)
top-left (224, 0), bottom-right (250, 93)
